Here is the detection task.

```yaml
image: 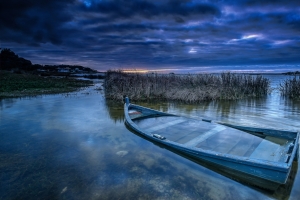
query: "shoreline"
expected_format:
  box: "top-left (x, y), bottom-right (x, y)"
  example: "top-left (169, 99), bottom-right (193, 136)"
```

top-left (0, 71), bottom-right (94, 99)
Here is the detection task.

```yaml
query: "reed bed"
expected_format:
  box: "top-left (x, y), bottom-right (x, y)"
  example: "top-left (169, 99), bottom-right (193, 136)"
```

top-left (104, 70), bottom-right (270, 102)
top-left (279, 76), bottom-right (300, 99)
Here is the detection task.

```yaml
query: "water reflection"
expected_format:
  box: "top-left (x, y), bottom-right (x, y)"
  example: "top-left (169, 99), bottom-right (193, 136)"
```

top-left (282, 98), bottom-right (300, 112)
top-left (0, 76), bottom-right (299, 200)
top-left (104, 99), bottom-right (125, 123)
top-left (0, 98), bottom-right (14, 110)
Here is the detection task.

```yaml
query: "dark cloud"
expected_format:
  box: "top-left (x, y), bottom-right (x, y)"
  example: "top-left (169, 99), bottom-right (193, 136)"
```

top-left (236, 0), bottom-right (300, 7)
top-left (0, 0), bottom-right (75, 45)
top-left (82, 0), bottom-right (220, 19)
top-left (0, 0), bottom-right (299, 72)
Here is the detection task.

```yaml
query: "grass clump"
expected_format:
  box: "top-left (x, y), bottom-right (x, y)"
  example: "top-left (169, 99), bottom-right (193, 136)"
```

top-left (0, 71), bottom-right (93, 98)
top-left (279, 76), bottom-right (300, 99)
top-left (104, 70), bottom-right (270, 102)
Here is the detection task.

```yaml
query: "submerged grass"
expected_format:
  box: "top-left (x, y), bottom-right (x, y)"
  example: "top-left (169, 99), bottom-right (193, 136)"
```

top-left (279, 76), bottom-right (300, 99)
top-left (0, 70), bottom-right (93, 98)
top-left (104, 70), bottom-right (270, 102)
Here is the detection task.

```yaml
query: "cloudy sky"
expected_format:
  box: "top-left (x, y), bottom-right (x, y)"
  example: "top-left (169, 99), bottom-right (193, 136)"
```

top-left (1, 0), bottom-right (300, 73)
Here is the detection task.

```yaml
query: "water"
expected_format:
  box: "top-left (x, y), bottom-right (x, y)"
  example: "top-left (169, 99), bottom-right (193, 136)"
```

top-left (0, 76), bottom-right (299, 200)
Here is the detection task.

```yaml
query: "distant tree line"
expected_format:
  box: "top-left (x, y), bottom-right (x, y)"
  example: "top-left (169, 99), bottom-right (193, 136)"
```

top-left (282, 71), bottom-right (300, 75)
top-left (0, 48), bottom-right (32, 71)
top-left (0, 48), bottom-right (97, 73)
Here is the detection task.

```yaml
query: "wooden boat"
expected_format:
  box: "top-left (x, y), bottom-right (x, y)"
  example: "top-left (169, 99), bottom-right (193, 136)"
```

top-left (123, 97), bottom-right (299, 190)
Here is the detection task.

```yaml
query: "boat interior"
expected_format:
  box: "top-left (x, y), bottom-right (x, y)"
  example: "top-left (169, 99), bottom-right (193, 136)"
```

top-left (128, 108), bottom-right (295, 163)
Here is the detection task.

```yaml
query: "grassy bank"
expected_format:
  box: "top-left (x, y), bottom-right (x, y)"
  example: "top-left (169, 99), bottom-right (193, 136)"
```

top-left (104, 70), bottom-right (270, 102)
top-left (279, 76), bottom-right (300, 99)
top-left (0, 71), bottom-right (93, 98)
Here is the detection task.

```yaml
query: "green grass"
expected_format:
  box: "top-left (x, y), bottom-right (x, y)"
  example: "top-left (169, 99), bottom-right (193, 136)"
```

top-left (0, 71), bottom-right (93, 98)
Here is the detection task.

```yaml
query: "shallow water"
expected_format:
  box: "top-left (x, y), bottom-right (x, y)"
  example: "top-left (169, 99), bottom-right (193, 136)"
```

top-left (0, 76), bottom-right (300, 200)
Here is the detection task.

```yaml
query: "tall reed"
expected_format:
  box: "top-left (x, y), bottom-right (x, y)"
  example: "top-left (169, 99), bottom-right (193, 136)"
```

top-left (104, 70), bottom-right (270, 102)
top-left (279, 76), bottom-right (300, 98)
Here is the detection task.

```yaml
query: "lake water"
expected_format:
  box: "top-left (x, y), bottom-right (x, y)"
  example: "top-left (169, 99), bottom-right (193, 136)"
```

top-left (1, 75), bottom-right (300, 200)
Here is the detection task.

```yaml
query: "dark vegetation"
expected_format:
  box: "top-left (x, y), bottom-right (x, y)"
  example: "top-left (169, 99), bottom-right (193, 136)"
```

top-left (279, 76), bottom-right (300, 99)
top-left (0, 49), bottom-right (95, 98)
top-left (0, 48), bottom-right (99, 76)
top-left (0, 71), bottom-right (93, 98)
top-left (104, 70), bottom-right (270, 102)
top-left (282, 71), bottom-right (300, 75)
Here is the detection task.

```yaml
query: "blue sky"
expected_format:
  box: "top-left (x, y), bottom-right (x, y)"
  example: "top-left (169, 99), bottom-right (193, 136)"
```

top-left (1, 0), bottom-right (300, 73)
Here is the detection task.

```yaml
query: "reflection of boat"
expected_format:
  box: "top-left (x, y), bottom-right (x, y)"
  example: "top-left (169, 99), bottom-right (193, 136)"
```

top-left (123, 97), bottom-right (299, 190)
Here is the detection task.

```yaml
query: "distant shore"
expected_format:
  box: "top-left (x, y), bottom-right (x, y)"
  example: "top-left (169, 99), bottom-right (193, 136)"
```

top-left (0, 70), bottom-right (93, 98)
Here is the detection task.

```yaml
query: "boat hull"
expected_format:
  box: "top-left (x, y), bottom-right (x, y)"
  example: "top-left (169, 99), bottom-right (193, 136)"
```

top-left (124, 98), bottom-right (299, 190)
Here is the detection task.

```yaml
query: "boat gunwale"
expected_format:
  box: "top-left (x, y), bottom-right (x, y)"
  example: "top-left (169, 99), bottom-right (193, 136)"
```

top-left (125, 102), bottom-right (299, 169)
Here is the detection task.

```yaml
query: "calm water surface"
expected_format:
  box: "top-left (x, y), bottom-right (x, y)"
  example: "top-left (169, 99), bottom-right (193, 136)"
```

top-left (1, 76), bottom-right (300, 200)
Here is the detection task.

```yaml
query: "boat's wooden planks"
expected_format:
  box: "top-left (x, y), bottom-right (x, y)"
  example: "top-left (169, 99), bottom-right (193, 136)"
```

top-left (249, 136), bottom-right (292, 162)
top-left (133, 116), bottom-right (180, 129)
top-left (145, 118), bottom-right (186, 132)
top-left (174, 131), bottom-right (205, 144)
top-left (227, 134), bottom-right (262, 157)
top-left (139, 117), bottom-right (222, 145)
top-left (163, 130), bottom-right (191, 141)
top-left (184, 126), bottom-right (226, 147)
top-left (133, 114), bottom-right (296, 162)
top-left (193, 127), bottom-right (262, 157)
top-left (150, 128), bottom-right (199, 143)
top-left (149, 125), bottom-right (206, 144)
